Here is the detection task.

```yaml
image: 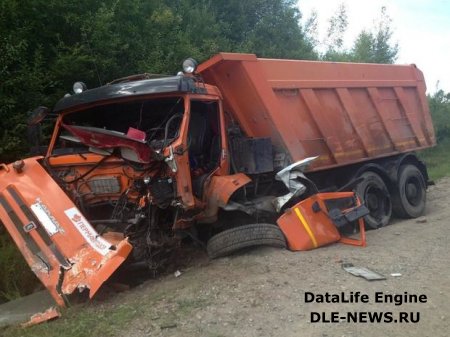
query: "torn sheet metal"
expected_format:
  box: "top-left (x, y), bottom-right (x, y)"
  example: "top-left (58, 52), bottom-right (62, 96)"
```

top-left (223, 196), bottom-right (276, 215)
top-left (0, 291), bottom-right (56, 328)
top-left (21, 307), bottom-right (61, 327)
top-left (342, 263), bottom-right (386, 281)
top-left (201, 173), bottom-right (251, 222)
top-left (273, 157), bottom-right (318, 212)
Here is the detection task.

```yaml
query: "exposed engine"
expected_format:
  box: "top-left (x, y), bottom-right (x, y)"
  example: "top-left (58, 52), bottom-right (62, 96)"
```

top-left (45, 156), bottom-right (181, 275)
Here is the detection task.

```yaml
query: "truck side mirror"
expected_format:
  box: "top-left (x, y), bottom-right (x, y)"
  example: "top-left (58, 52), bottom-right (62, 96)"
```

top-left (27, 106), bottom-right (49, 126)
top-left (27, 106), bottom-right (49, 155)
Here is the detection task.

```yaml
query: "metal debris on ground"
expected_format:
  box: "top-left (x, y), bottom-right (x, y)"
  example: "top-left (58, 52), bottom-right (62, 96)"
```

top-left (21, 307), bottom-right (61, 328)
top-left (342, 263), bottom-right (386, 281)
top-left (0, 290), bottom-right (57, 328)
top-left (390, 273), bottom-right (402, 277)
top-left (174, 270), bottom-right (182, 278)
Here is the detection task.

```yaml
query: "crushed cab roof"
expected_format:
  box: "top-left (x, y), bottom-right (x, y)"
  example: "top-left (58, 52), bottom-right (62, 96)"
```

top-left (53, 75), bottom-right (200, 112)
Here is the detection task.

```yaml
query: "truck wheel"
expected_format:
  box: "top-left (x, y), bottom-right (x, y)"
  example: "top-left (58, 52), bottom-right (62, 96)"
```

top-left (207, 224), bottom-right (287, 259)
top-left (354, 172), bottom-right (392, 229)
top-left (392, 164), bottom-right (426, 218)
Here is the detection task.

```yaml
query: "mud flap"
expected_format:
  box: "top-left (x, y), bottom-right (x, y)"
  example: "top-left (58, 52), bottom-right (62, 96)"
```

top-left (0, 158), bottom-right (132, 307)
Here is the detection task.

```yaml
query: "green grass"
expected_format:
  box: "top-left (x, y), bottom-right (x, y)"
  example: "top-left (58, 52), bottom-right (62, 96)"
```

top-left (0, 289), bottom-right (169, 337)
top-left (0, 234), bottom-right (39, 303)
top-left (176, 297), bottom-right (210, 315)
top-left (1, 303), bottom-right (137, 337)
top-left (1, 281), bottom-right (211, 337)
top-left (419, 139), bottom-right (450, 181)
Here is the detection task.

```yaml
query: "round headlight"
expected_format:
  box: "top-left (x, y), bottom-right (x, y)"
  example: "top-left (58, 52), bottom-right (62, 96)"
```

top-left (73, 81), bottom-right (87, 94)
top-left (182, 58), bottom-right (198, 74)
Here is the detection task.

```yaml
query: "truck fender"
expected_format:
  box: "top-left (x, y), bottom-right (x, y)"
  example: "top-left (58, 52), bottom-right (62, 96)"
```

top-left (395, 153), bottom-right (430, 186)
top-left (201, 173), bottom-right (252, 221)
top-left (352, 163), bottom-right (393, 190)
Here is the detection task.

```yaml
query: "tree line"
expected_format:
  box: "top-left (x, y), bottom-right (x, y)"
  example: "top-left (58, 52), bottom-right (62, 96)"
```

top-left (0, 0), bottom-right (398, 163)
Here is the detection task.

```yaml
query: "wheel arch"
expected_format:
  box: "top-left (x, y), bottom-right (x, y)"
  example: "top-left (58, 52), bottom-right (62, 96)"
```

top-left (395, 153), bottom-right (430, 187)
top-left (353, 163), bottom-right (394, 193)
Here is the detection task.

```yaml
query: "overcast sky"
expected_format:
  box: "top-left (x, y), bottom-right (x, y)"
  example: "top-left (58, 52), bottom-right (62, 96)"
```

top-left (298, 0), bottom-right (450, 93)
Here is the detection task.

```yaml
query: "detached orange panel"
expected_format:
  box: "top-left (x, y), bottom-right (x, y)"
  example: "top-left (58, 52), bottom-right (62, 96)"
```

top-left (277, 195), bottom-right (341, 251)
top-left (21, 307), bottom-right (61, 327)
top-left (0, 157), bottom-right (132, 306)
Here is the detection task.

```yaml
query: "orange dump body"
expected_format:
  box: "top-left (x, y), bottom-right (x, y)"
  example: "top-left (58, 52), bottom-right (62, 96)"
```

top-left (198, 53), bottom-right (436, 171)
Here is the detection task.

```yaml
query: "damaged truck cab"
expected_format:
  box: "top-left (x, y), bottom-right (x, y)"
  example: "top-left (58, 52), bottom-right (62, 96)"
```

top-left (0, 73), bottom-right (241, 305)
top-left (0, 53), bottom-right (435, 306)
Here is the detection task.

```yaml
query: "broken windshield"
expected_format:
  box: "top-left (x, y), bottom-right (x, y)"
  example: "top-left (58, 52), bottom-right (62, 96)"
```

top-left (55, 97), bottom-right (185, 155)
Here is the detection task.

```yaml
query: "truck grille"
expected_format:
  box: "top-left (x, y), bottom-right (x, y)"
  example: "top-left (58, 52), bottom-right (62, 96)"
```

top-left (88, 176), bottom-right (121, 195)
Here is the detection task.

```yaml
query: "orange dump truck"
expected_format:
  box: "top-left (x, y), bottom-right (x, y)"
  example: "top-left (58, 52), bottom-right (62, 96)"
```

top-left (0, 53), bottom-right (435, 306)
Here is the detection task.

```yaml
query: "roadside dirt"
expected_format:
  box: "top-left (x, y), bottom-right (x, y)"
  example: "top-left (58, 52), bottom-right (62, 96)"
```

top-left (100, 178), bottom-right (449, 336)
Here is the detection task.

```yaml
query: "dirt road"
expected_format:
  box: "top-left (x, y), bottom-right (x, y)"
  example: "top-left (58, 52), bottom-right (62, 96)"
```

top-left (4, 178), bottom-right (448, 337)
top-left (90, 177), bottom-right (448, 337)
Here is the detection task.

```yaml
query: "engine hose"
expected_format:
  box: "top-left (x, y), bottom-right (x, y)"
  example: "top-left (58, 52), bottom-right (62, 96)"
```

top-left (63, 154), bottom-right (111, 184)
top-left (162, 113), bottom-right (182, 149)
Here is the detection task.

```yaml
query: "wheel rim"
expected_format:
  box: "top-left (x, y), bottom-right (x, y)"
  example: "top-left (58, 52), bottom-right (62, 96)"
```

top-left (404, 176), bottom-right (423, 207)
top-left (364, 184), bottom-right (390, 221)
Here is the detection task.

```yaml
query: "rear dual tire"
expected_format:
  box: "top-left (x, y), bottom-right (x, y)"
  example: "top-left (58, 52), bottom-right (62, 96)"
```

top-left (355, 164), bottom-right (426, 228)
top-left (354, 172), bottom-right (392, 229)
top-left (392, 164), bottom-right (426, 218)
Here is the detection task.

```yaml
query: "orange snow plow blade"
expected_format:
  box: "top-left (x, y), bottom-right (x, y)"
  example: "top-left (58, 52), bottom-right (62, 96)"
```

top-left (0, 158), bottom-right (132, 307)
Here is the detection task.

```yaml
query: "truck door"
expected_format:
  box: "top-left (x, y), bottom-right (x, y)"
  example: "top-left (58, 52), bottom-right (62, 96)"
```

top-left (187, 100), bottom-right (222, 199)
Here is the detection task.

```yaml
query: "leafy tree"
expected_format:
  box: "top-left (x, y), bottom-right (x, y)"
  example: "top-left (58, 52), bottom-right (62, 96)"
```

top-left (242, 0), bottom-right (316, 59)
top-left (351, 31), bottom-right (375, 62)
top-left (0, 0), bottom-right (54, 161)
top-left (351, 6), bottom-right (398, 63)
top-left (319, 4), bottom-right (398, 64)
top-left (428, 90), bottom-right (450, 142)
top-left (207, 0), bottom-right (316, 59)
top-left (326, 3), bottom-right (348, 49)
top-left (303, 9), bottom-right (319, 49)
top-left (322, 3), bottom-right (350, 61)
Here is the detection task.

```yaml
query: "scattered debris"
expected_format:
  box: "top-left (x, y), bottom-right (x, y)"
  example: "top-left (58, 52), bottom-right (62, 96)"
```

top-left (174, 270), bottom-right (182, 278)
top-left (416, 217), bottom-right (428, 223)
top-left (342, 263), bottom-right (386, 281)
top-left (390, 273), bottom-right (402, 277)
top-left (21, 307), bottom-right (61, 328)
top-left (160, 322), bottom-right (177, 329)
top-left (0, 290), bottom-right (57, 328)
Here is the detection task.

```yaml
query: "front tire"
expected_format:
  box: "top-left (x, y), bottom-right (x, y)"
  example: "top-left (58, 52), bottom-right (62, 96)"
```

top-left (392, 164), bottom-right (426, 218)
top-left (206, 223), bottom-right (287, 259)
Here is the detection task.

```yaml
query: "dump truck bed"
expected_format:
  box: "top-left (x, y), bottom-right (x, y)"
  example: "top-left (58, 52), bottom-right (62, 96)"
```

top-left (198, 53), bottom-right (436, 171)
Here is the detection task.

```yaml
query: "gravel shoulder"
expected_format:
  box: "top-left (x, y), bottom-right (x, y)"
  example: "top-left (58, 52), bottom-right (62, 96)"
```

top-left (3, 178), bottom-right (449, 337)
top-left (112, 177), bottom-right (450, 337)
